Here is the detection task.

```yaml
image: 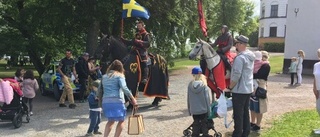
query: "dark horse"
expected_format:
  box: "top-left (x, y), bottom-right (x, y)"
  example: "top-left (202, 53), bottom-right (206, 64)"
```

top-left (94, 35), bottom-right (169, 107)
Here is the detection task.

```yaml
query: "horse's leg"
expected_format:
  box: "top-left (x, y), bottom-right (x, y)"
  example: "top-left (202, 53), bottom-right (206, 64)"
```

top-left (152, 97), bottom-right (162, 106)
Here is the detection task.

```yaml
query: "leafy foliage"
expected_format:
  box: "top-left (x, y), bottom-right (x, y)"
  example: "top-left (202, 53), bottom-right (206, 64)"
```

top-left (0, 0), bottom-right (258, 74)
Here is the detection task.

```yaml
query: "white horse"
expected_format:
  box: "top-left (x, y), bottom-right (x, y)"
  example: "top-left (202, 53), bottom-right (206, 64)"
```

top-left (189, 39), bottom-right (235, 98)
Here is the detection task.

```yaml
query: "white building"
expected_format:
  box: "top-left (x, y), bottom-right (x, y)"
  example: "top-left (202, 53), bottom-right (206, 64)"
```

top-left (258, 0), bottom-right (288, 47)
top-left (283, 0), bottom-right (320, 74)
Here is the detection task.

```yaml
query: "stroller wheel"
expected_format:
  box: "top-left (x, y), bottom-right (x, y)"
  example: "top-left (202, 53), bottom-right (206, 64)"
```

top-left (12, 114), bottom-right (23, 128)
top-left (214, 132), bottom-right (222, 137)
top-left (183, 129), bottom-right (192, 136)
top-left (26, 115), bottom-right (30, 123)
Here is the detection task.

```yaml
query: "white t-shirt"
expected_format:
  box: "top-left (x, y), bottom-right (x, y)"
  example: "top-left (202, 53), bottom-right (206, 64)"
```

top-left (313, 62), bottom-right (320, 90)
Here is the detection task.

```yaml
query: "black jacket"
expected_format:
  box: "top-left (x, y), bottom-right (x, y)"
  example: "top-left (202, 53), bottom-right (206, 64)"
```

top-left (254, 63), bottom-right (271, 81)
top-left (76, 57), bottom-right (89, 79)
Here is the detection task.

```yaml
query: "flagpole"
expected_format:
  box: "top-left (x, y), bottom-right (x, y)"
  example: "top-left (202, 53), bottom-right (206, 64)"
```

top-left (121, 18), bottom-right (124, 38)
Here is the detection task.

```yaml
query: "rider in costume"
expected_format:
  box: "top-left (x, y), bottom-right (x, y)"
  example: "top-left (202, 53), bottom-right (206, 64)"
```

top-left (121, 20), bottom-right (151, 84)
top-left (210, 25), bottom-right (233, 70)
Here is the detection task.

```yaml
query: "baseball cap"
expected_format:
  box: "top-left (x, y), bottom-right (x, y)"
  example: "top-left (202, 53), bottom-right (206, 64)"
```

top-left (191, 67), bottom-right (202, 74)
top-left (82, 52), bottom-right (89, 56)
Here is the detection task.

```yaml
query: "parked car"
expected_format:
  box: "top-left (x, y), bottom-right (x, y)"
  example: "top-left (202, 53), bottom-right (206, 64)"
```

top-left (40, 62), bottom-right (81, 101)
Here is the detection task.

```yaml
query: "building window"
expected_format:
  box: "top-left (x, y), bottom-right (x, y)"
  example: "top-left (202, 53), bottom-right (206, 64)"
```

top-left (270, 5), bottom-right (278, 17)
top-left (261, 6), bottom-right (265, 18)
top-left (269, 27), bottom-right (277, 37)
top-left (260, 27), bottom-right (264, 37)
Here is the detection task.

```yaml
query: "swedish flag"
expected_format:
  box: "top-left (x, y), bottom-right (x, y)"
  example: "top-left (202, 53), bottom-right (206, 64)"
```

top-left (122, 0), bottom-right (150, 19)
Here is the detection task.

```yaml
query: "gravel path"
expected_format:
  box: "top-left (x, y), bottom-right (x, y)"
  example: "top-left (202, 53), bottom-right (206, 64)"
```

top-left (0, 65), bottom-right (315, 137)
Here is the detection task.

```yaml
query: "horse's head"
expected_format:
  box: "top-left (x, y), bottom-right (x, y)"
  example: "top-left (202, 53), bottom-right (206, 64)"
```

top-left (94, 34), bottom-right (129, 63)
top-left (94, 34), bottom-right (111, 60)
top-left (189, 38), bottom-right (216, 60)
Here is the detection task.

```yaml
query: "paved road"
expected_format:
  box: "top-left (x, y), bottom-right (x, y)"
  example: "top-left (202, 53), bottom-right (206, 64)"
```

top-left (0, 64), bottom-right (314, 137)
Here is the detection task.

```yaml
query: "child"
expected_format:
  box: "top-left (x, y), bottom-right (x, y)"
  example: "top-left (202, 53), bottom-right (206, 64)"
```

top-left (22, 70), bottom-right (39, 116)
top-left (187, 67), bottom-right (212, 137)
top-left (296, 50), bottom-right (305, 85)
top-left (288, 57), bottom-right (298, 86)
top-left (85, 80), bottom-right (102, 136)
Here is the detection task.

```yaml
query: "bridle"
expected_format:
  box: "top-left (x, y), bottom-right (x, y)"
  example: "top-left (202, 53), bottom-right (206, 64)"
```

top-left (197, 41), bottom-right (218, 60)
top-left (100, 36), bottom-right (111, 59)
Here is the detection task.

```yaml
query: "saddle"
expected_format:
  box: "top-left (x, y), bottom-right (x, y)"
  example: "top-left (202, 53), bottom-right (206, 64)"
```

top-left (129, 50), bottom-right (155, 66)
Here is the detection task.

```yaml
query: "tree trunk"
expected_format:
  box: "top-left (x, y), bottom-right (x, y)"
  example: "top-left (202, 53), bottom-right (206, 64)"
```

top-left (86, 20), bottom-right (100, 55)
top-left (26, 46), bottom-right (45, 76)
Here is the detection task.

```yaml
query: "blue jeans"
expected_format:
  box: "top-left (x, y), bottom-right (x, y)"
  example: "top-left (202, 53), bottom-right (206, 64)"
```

top-left (87, 110), bottom-right (101, 133)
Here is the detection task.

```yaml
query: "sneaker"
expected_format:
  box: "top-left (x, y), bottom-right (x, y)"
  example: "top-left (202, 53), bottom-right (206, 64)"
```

top-left (59, 104), bottom-right (67, 107)
top-left (295, 83), bottom-right (301, 86)
top-left (85, 133), bottom-right (93, 136)
top-left (69, 104), bottom-right (76, 109)
top-left (251, 125), bottom-right (261, 131)
top-left (29, 111), bottom-right (33, 116)
top-left (93, 131), bottom-right (103, 135)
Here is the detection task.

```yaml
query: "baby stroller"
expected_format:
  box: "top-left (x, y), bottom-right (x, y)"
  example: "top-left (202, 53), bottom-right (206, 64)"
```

top-left (0, 79), bottom-right (30, 128)
top-left (183, 93), bottom-right (233, 137)
top-left (183, 101), bottom-right (222, 137)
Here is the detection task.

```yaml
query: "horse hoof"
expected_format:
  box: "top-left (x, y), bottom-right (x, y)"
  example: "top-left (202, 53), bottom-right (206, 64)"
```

top-left (151, 102), bottom-right (159, 107)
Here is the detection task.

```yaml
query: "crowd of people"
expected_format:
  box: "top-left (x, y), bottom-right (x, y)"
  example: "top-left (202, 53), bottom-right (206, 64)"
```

top-left (6, 21), bottom-right (320, 137)
top-left (189, 31), bottom-right (272, 137)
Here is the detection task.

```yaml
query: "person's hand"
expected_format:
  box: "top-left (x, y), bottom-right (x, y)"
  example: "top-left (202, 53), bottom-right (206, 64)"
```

top-left (223, 88), bottom-right (231, 92)
top-left (131, 98), bottom-right (138, 106)
top-left (132, 39), bottom-right (142, 48)
top-left (75, 78), bottom-right (79, 83)
top-left (95, 97), bottom-right (99, 100)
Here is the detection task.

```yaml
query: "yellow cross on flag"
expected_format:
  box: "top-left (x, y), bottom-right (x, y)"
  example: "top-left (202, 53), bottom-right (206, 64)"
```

top-left (122, 0), bottom-right (150, 19)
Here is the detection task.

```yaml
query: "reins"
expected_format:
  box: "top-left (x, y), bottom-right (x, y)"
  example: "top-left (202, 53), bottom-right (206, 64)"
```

top-left (198, 42), bottom-right (218, 60)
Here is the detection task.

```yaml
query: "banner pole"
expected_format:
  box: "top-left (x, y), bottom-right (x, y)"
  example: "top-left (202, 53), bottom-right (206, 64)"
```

top-left (121, 18), bottom-right (124, 37)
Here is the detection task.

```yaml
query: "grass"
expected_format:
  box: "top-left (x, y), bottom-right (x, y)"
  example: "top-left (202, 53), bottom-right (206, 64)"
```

top-left (269, 55), bottom-right (284, 74)
top-left (0, 59), bottom-right (39, 78)
top-left (168, 58), bottom-right (200, 71)
top-left (169, 55), bottom-right (285, 74)
top-left (261, 109), bottom-right (320, 137)
top-left (0, 54), bottom-right (284, 78)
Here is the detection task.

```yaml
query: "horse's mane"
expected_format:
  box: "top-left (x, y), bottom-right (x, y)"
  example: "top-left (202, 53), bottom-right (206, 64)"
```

top-left (107, 36), bottom-right (129, 61)
top-left (109, 36), bottom-right (126, 49)
top-left (198, 40), bottom-right (215, 54)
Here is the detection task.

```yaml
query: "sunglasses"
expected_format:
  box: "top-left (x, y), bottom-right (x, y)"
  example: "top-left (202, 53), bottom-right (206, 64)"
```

top-left (234, 42), bottom-right (242, 45)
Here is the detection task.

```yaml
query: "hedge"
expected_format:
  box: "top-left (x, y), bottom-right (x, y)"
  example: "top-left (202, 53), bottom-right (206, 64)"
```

top-left (262, 42), bottom-right (284, 52)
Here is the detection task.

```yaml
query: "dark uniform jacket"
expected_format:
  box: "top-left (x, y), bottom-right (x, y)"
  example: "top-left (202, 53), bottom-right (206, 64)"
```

top-left (76, 57), bottom-right (89, 79)
top-left (122, 29), bottom-right (151, 62)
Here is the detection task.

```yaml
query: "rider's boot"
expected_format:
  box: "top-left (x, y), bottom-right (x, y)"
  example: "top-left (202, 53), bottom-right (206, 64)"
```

top-left (141, 67), bottom-right (149, 84)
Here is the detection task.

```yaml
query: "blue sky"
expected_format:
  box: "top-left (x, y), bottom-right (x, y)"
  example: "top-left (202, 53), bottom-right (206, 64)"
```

top-left (251, 0), bottom-right (260, 16)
